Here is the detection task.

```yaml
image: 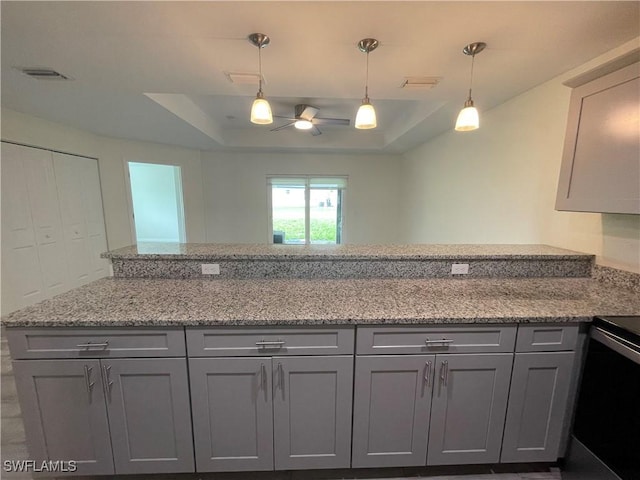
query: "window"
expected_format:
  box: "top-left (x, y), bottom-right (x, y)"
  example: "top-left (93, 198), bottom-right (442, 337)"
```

top-left (268, 176), bottom-right (347, 245)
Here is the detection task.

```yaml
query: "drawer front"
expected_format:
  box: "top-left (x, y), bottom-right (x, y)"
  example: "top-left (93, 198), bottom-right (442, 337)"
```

top-left (7, 328), bottom-right (186, 359)
top-left (186, 327), bottom-right (355, 357)
top-left (515, 324), bottom-right (579, 352)
top-left (356, 325), bottom-right (517, 355)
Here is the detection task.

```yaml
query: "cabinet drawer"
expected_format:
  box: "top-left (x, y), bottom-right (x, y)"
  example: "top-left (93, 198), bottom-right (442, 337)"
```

top-left (515, 324), bottom-right (579, 352)
top-left (7, 327), bottom-right (186, 359)
top-left (356, 325), bottom-right (517, 355)
top-left (186, 326), bottom-right (355, 357)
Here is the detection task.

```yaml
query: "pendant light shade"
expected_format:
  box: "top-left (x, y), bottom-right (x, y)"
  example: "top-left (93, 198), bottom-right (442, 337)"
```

top-left (355, 100), bottom-right (377, 129)
top-left (455, 42), bottom-right (486, 132)
top-left (248, 33), bottom-right (273, 125)
top-left (355, 38), bottom-right (379, 130)
top-left (455, 100), bottom-right (479, 131)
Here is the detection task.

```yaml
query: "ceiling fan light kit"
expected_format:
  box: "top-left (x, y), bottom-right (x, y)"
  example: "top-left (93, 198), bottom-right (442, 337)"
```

top-left (455, 41), bottom-right (486, 132)
top-left (248, 33), bottom-right (273, 125)
top-left (355, 38), bottom-right (379, 130)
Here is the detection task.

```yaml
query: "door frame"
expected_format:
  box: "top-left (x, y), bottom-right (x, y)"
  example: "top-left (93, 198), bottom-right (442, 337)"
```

top-left (124, 160), bottom-right (187, 244)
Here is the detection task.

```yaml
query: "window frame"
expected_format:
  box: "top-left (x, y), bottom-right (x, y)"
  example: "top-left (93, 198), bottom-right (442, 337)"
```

top-left (267, 175), bottom-right (347, 245)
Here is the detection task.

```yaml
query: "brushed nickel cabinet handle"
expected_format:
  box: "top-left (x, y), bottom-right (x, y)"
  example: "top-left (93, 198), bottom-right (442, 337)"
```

top-left (256, 339), bottom-right (286, 348)
top-left (76, 341), bottom-right (109, 349)
top-left (425, 338), bottom-right (454, 345)
top-left (440, 360), bottom-right (449, 387)
top-left (424, 361), bottom-right (432, 387)
top-left (83, 365), bottom-right (95, 402)
top-left (102, 364), bottom-right (113, 401)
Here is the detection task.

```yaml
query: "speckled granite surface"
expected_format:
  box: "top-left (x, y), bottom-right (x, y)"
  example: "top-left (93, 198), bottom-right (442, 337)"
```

top-left (110, 258), bottom-right (593, 279)
top-left (102, 243), bottom-right (594, 261)
top-left (104, 243), bottom-right (594, 279)
top-left (2, 277), bottom-right (638, 327)
top-left (593, 264), bottom-right (640, 292)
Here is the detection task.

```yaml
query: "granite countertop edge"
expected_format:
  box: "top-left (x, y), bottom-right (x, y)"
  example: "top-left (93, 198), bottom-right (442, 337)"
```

top-left (3, 315), bottom-right (595, 328)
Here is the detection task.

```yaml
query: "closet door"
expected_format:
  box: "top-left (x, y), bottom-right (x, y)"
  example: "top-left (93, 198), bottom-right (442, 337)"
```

top-left (1, 143), bottom-right (45, 312)
top-left (53, 153), bottom-right (108, 286)
top-left (23, 146), bottom-right (69, 297)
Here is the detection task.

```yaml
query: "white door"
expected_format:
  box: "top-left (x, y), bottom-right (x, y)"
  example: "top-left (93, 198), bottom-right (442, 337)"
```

top-left (53, 153), bottom-right (108, 286)
top-left (1, 143), bottom-right (46, 313)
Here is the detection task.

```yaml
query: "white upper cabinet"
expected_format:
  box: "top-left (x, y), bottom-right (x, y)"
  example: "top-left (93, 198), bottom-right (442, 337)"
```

top-left (556, 61), bottom-right (640, 214)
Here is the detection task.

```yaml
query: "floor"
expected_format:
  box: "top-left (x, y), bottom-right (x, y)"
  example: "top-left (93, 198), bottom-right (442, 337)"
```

top-left (0, 331), bottom-right (562, 480)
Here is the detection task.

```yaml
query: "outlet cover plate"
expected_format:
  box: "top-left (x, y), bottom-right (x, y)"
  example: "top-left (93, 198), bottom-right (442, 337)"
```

top-left (201, 263), bottom-right (220, 275)
top-left (451, 263), bottom-right (470, 275)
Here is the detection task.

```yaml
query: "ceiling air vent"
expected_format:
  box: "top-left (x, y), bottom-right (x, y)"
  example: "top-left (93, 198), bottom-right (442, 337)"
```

top-left (225, 72), bottom-right (263, 85)
top-left (400, 76), bottom-right (441, 89)
top-left (16, 67), bottom-right (73, 80)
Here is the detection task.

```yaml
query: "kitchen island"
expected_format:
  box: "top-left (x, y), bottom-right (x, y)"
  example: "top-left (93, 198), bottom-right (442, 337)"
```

top-left (2, 244), bottom-right (639, 478)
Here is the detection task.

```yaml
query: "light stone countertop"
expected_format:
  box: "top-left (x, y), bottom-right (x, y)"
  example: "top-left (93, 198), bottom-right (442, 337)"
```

top-left (2, 276), bottom-right (639, 327)
top-left (101, 243), bottom-right (594, 261)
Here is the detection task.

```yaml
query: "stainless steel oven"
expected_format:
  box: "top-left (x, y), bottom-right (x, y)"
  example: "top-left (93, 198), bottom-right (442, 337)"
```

top-left (569, 316), bottom-right (640, 480)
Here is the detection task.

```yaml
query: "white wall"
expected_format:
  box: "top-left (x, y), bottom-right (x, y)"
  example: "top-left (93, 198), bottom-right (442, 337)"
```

top-left (201, 151), bottom-right (402, 244)
top-left (401, 39), bottom-right (640, 273)
top-left (1, 108), bottom-right (206, 249)
top-left (1, 109), bottom-right (403, 248)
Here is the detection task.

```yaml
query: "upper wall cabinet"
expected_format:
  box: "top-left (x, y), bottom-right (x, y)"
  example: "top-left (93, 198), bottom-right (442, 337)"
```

top-left (555, 62), bottom-right (640, 214)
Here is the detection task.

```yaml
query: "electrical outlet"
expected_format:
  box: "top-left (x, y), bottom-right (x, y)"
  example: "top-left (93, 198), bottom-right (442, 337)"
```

top-left (451, 263), bottom-right (469, 275)
top-left (201, 264), bottom-right (220, 275)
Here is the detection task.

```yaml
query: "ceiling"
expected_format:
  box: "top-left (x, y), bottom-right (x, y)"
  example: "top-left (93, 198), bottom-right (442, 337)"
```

top-left (2, 1), bottom-right (639, 154)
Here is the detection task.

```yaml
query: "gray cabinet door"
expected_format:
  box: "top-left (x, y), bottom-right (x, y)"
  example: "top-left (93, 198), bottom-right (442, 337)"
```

top-left (189, 357), bottom-right (273, 472)
top-left (103, 358), bottom-right (194, 474)
top-left (12, 359), bottom-right (114, 475)
top-left (352, 355), bottom-right (435, 468)
top-left (273, 356), bottom-right (353, 470)
top-left (501, 352), bottom-right (575, 463)
top-left (427, 354), bottom-right (513, 465)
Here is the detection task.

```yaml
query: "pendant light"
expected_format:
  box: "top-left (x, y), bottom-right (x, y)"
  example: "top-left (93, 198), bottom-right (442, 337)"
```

top-left (355, 38), bottom-right (379, 129)
top-left (455, 42), bottom-right (486, 132)
top-left (248, 33), bottom-right (273, 125)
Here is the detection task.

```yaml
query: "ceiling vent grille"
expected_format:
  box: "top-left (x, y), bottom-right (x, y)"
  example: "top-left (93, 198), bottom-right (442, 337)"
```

top-left (16, 67), bottom-right (72, 80)
top-left (225, 72), bottom-right (263, 85)
top-left (400, 76), bottom-right (441, 89)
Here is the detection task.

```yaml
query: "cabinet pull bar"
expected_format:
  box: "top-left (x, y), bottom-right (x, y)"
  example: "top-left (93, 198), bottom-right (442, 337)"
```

top-left (83, 365), bottom-right (94, 402)
top-left (425, 338), bottom-right (454, 345)
top-left (255, 339), bottom-right (286, 348)
top-left (424, 361), bottom-right (432, 386)
top-left (440, 360), bottom-right (449, 386)
top-left (76, 341), bottom-right (109, 349)
top-left (102, 364), bottom-right (113, 401)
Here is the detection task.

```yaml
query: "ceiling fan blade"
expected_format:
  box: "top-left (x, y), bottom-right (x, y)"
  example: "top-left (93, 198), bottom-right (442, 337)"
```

top-left (310, 125), bottom-right (322, 136)
top-left (298, 105), bottom-right (320, 121)
top-left (270, 122), bottom-right (295, 132)
top-left (312, 117), bottom-right (350, 126)
top-left (273, 115), bottom-right (296, 121)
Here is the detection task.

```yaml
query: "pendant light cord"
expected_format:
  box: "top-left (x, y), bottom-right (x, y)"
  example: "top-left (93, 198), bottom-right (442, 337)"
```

top-left (467, 53), bottom-right (475, 101)
top-left (258, 45), bottom-right (264, 95)
top-left (364, 51), bottom-right (370, 100)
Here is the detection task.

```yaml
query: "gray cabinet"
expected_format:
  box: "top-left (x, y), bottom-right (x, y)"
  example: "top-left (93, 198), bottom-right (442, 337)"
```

top-left (501, 352), bottom-right (575, 463)
top-left (186, 326), bottom-right (355, 472)
top-left (189, 357), bottom-right (274, 472)
top-left (9, 328), bottom-right (194, 476)
top-left (352, 355), bottom-right (435, 468)
top-left (427, 354), bottom-right (513, 465)
top-left (189, 355), bottom-right (353, 472)
top-left (12, 359), bottom-right (115, 476)
top-left (273, 356), bottom-right (353, 470)
top-left (556, 61), bottom-right (640, 214)
top-left (104, 358), bottom-right (194, 474)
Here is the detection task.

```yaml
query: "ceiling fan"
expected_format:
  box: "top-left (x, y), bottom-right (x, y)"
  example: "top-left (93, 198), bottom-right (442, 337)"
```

top-left (271, 104), bottom-right (350, 136)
